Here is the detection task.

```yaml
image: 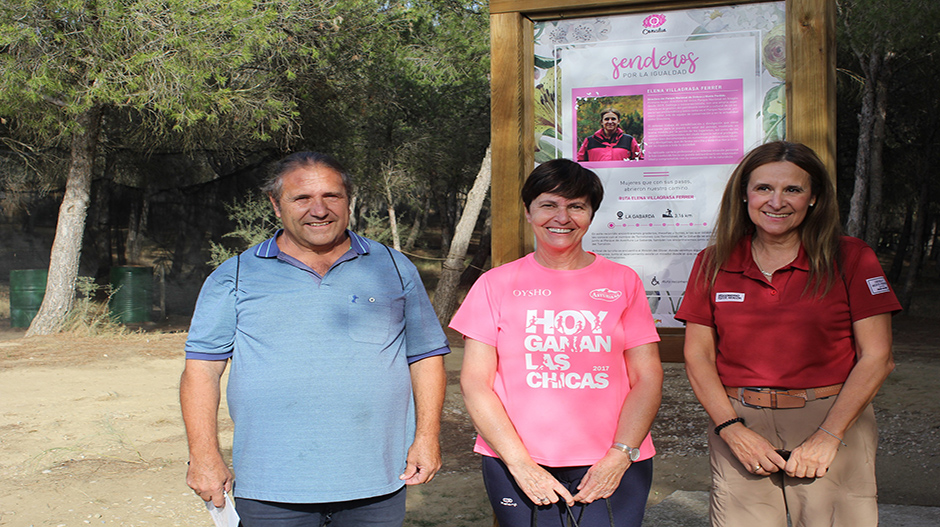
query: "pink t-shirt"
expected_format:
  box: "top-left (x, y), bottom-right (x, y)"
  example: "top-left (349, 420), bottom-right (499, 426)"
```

top-left (449, 253), bottom-right (660, 466)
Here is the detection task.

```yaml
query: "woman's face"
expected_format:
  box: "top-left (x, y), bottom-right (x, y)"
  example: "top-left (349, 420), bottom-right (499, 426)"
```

top-left (525, 192), bottom-right (593, 254)
top-left (601, 112), bottom-right (620, 134)
top-left (745, 161), bottom-right (816, 242)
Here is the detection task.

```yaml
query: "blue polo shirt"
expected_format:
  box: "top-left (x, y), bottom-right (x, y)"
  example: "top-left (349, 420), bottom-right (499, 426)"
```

top-left (185, 230), bottom-right (449, 503)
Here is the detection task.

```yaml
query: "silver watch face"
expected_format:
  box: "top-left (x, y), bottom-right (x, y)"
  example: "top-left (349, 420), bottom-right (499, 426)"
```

top-left (628, 447), bottom-right (640, 462)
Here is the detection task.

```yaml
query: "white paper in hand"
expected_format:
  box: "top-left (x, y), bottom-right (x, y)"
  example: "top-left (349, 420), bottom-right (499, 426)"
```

top-left (205, 492), bottom-right (240, 527)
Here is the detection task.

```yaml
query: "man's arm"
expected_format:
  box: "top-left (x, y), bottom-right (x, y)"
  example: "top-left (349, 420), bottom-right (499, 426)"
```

top-left (180, 358), bottom-right (234, 507)
top-left (400, 354), bottom-right (446, 485)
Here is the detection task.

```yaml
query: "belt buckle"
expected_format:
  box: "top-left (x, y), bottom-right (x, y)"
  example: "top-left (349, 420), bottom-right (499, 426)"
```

top-left (738, 387), bottom-right (767, 409)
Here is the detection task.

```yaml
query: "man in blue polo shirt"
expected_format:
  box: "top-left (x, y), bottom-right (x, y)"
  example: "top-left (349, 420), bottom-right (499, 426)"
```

top-left (180, 151), bottom-right (449, 526)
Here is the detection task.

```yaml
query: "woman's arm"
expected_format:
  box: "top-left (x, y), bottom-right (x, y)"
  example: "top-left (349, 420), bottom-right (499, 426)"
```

top-left (787, 313), bottom-right (895, 478)
top-left (684, 323), bottom-right (786, 475)
top-left (631, 137), bottom-right (643, 160)
top-left (573, 342), bottom-right (662, 503)
top-left (460, 338), bottom-right (574, 506)
top-left (577, 137), bottom-right (590, 161)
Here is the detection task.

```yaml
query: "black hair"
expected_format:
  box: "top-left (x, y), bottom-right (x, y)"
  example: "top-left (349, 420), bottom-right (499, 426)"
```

top-left (521, 159), bottom-right (604, 216)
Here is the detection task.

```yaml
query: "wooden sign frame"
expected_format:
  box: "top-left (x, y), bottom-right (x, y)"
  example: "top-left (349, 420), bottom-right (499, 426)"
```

top-left (489, 0), bottom-right (835, 361)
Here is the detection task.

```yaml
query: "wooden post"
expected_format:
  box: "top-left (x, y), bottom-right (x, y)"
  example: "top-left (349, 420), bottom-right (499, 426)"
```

top-left (787, 0), bottom-right (837, 181)
top-left (490, 12), bottom-right (535, 267)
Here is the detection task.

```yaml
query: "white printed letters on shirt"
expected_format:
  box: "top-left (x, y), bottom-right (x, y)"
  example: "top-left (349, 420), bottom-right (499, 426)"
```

top-left (523, 309), bottom-right (612, 390)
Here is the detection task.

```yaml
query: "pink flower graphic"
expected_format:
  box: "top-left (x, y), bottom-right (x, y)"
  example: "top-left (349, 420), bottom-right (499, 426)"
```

top-left (643, 14), bottom-right (666, 28)
top-left (762, 24), bottom-right (786, 80)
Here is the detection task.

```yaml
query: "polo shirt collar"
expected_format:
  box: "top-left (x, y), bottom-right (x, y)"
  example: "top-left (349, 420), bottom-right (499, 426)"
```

top-left (253, 229), bottom-right (371, 259)
top-left (726, 236), bottom-right (809, 280)
top-left (347, 230), bottom-right (371, 254)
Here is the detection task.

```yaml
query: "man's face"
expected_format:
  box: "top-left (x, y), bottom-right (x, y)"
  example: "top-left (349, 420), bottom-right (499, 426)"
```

top-left (270, 165), bottom-right (350, 255)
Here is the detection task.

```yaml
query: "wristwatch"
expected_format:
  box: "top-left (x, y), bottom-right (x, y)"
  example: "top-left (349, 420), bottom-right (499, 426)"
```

top-left (611, 442), bottom-right (640, 461)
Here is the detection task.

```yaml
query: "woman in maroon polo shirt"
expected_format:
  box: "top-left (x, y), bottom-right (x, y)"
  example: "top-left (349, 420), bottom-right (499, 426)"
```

top-left (675, 141), bottom-right (900, 527)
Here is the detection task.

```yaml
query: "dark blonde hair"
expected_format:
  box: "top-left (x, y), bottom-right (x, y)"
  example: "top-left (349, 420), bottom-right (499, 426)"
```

top-left (701, 141), bottom-right (841, 296)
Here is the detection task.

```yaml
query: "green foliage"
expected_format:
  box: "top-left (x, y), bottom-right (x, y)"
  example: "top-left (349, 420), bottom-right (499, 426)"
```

top-left (1, 0), bottom-right (491, 250)
top-left (0, 0), bottom-right (311, 152)
top-left (292, 0), bottom-right (491, 230)
top-left (360, 209), bottom-right (393, 245)
top-left (208, 193), bottom-right (279, 267)
top-left (838, 0), bottom-right (940, 54)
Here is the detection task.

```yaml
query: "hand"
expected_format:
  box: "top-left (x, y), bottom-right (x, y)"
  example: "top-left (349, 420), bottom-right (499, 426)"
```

top-left (786, 429), bottom-right (840, 478)
top-left (720, 424), bottom-right (787, 476)
top-left (186, 456), bottom-right (234, 508)
top-left (572, 450), bottom-right (630, 503)
top-left (506, 461), bottom-right (575, 507)
top-left (400, 436), bottom-right (442, 485)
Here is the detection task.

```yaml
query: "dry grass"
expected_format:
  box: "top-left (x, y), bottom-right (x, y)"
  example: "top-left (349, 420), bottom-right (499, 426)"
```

top-left (0, 283), bottom-right (9, 319)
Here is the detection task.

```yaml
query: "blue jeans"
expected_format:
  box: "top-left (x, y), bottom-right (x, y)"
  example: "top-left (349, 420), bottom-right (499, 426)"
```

top-left (235, 487), bottom-right (406, 527)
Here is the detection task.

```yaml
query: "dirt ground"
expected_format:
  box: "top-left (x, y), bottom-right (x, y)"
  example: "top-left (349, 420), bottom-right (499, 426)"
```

top-left (0, 315), bottom-right (938, 527)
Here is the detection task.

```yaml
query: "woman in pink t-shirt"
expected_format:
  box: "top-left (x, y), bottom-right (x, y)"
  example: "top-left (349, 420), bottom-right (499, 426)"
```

top-left (451, 159), bottom-right (662, 527)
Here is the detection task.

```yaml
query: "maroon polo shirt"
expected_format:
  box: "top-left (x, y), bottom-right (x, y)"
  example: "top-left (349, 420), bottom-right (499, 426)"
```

top-left (677, 236), bottom-right (901, 388)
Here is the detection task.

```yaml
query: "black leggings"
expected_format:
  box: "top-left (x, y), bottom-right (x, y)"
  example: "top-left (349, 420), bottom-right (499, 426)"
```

top-left (481, 456), bottom-right (653, 527)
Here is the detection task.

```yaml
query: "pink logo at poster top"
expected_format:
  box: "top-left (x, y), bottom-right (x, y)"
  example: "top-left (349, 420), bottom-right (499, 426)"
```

top-left (643, 14), bottom-right (666, 28)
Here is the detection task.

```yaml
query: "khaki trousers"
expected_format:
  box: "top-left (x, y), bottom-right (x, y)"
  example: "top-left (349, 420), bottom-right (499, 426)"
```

top-left (708, 396), bottom-right (878, 527)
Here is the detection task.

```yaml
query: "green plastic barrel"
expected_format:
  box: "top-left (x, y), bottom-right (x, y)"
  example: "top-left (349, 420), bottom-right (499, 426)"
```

top-left (109, 266), bottom-right (153, 324)
top-left (9, 269), bottom-right (48, 328)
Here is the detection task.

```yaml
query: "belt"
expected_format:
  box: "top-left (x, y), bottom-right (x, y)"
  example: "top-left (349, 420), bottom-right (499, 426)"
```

top-left (724, 383), bottom-right (843, 409)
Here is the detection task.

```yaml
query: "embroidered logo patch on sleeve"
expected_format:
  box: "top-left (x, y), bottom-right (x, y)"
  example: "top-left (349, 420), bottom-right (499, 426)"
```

top-left (866, 276), bottom-right (891, 295)
top-left (715, 292), bottom-right (745, 302)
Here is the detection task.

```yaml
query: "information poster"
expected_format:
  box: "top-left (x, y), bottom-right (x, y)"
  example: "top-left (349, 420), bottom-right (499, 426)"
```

top-left (534, 3), bottom-right (786, 326)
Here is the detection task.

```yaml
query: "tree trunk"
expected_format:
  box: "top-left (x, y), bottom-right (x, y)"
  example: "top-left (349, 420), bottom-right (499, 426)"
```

top-left (440, 193), bottom-right (455, 256)
top-left (388, 203), bottom-right (400, 250)
top-left (899, 178), bottom-right (929, 311)
top-left (404, 194), bottom-right (430, 253)
top-left (26, 105), bottom-right (104, 336)
top-left (88, 176), bottom-right (113, 281)
top-left (460, 214), bottom-right (491, 287)
top-left (845, 43), bottom-right (883, 238)
top-left (924, 217), bottom-right (937, 266)
top-left (126, 193), bottom-right (141, 262)
top-left (384, 183), bottom-right (401, 251)
top-left (864, 54), bottom-right (892, 248)
top-left (125, 190), bottom-right (151, 265)
top-left (349, 194), bottom-right (359, 232)
top-left (432, 146), bottom-right (491, 325)
top-left (888, 206), bottom-right (913, 284)
top-left (157, 265), bottom-right (167, 321)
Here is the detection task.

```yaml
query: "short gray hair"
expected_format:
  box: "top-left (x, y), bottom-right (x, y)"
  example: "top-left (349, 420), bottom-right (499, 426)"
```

top-left (262, 151), bottom-right (354, 201)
